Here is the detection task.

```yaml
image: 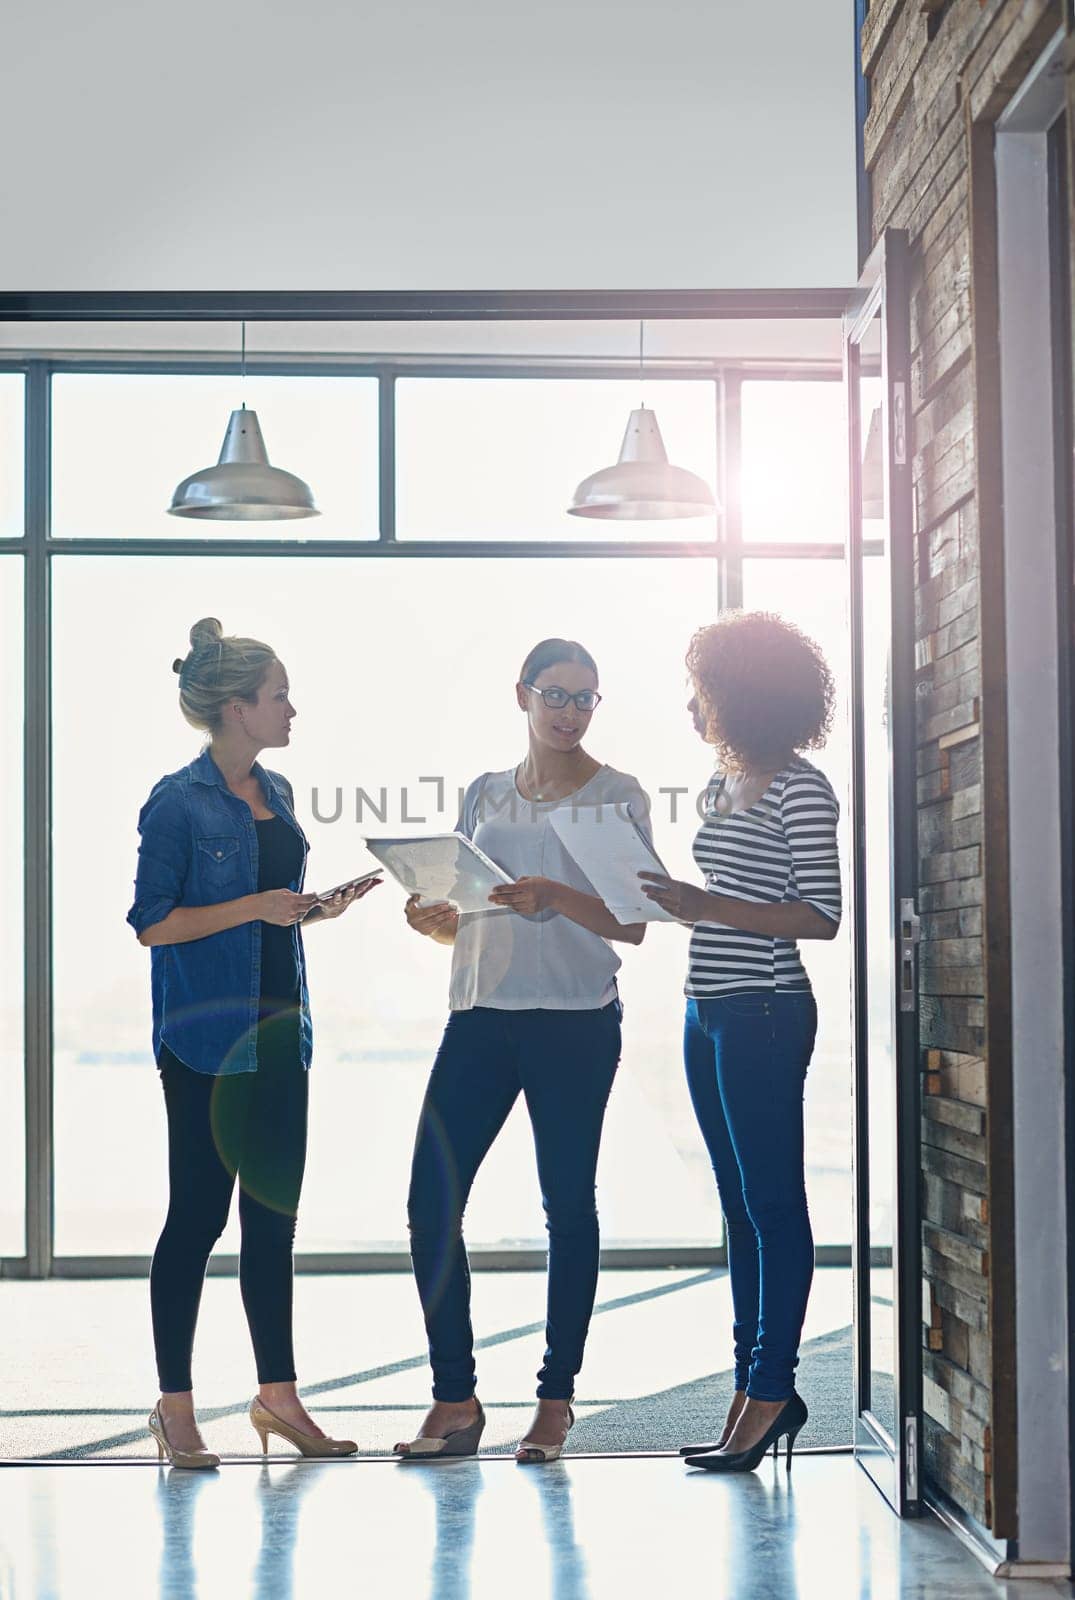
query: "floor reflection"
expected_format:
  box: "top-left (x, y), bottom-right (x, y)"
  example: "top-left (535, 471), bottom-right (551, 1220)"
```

top-left (2, 1456), bottom-right (1069, 1600)
top-left (155, 1460), bottom-right (325, 1600)
top-left (251, 1464), bottom-right (323, 1600)
top-left (512, 1464), bottom-right (590, 1600)
top-left (156, 1467), bottom-right (216, 1599)
top-left (684, 1468), bottom-right (800, 1600)
top-left (405, 1459), bottom-right (486, 1600)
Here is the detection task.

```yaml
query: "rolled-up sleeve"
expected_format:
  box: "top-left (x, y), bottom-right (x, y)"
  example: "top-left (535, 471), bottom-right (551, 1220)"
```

top-left (782, 770), bottom-right (842, 926)
top-left (126, 781), bottom-right (191, 938)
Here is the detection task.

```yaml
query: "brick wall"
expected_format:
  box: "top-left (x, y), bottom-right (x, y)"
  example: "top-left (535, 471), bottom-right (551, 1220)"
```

top-left (861, 0), bottom-right (1066, 1532)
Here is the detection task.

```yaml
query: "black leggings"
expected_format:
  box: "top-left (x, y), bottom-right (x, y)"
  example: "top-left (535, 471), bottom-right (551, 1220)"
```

top-left (150, 1023), bottom-right (309, 1393)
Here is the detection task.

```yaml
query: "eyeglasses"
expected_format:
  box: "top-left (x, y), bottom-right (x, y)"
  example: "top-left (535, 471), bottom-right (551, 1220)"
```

top-left (523, 682), bottom-right (603, 712)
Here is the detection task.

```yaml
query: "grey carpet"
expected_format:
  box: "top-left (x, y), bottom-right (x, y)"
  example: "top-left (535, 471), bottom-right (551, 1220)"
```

top-left (11, 1323), bottom-right (852, 1461)
top-left (568, 1322), bottom-right (853, 1455)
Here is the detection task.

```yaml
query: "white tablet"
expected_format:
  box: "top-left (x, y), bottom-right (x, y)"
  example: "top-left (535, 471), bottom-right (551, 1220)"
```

top-left (364, 832), bottom-right (515, 914)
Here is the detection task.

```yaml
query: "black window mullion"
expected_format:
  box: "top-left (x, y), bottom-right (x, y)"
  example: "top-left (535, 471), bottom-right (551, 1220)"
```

top-left (23, 359), bottom-right (52, 1278)
top-left (379, 372), bottom-right (396, 542)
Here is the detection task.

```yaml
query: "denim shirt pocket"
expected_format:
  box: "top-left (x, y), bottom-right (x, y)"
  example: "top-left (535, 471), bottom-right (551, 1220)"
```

top-left (195, 833), bottom-right (244, 893)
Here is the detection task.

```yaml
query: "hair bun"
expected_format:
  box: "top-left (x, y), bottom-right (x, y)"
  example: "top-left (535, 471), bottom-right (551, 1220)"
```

top-left (189, 616), bottom-right (223, 652)
top-left (172, 657), bottom-right (185, 675)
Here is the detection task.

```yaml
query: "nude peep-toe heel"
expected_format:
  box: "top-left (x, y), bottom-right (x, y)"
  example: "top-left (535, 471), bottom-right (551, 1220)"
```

top-left (394, 1400), bottom-right (486, 1460)
top-left (516, 1403), bottom-right (575, 1464)
top-left (148, 1404), bottom-right (220, 1470)
top-left (249, 1396), bottom-right (358, 1459)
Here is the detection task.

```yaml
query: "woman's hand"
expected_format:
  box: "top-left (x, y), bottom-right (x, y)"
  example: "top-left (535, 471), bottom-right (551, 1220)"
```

top-left (637, 872), bottom-right (710, 924)
top-left (639, 873), bottom-right (838, 938)
top-left (308, 877), bottom-right (383, 922)
top-left (257, 888), bottom-right (320, 926)
top-left (487, 876), bottom-right (562, 916)
top-left (405, 894), bottom-right (459, 942)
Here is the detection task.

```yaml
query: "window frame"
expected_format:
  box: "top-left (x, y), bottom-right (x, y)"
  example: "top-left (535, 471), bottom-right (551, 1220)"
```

top-left (0, 316), bottom-right (862, 1279)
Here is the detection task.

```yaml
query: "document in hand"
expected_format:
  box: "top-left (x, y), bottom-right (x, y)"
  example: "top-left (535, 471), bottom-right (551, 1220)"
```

top-left (547, 802), bottom-right (682, 925)
top-left (363, 833), bottom-right (515, 914)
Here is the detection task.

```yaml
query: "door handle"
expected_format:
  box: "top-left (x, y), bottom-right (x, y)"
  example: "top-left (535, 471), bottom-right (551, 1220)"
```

top-left (899, 897), bottom-right (920, 1013)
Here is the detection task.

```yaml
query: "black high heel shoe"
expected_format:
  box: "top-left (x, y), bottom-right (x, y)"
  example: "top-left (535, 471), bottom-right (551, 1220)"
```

top-left (678, 1392), bottom-right (747, 1456)
top-left (683, 1393), bottom-right (807, 1473)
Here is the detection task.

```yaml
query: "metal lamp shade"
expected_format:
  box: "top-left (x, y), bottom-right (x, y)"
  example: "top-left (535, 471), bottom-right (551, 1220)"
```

top-left (568, 407), bottom-right (716, 521)
top-left (168, 408), bottom-right (319, 520)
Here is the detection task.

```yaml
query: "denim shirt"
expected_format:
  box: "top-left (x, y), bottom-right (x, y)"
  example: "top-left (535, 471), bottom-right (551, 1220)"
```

top-left (126, 747), bottom-right (313, 1076)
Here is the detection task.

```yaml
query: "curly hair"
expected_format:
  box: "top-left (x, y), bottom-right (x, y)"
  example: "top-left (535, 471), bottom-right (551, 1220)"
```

top-left (686, 611), bottom-right (835, 770)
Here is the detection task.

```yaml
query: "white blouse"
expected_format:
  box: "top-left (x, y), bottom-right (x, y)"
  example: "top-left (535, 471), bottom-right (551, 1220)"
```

top-left (449, 763), bottom-right (652, 1012)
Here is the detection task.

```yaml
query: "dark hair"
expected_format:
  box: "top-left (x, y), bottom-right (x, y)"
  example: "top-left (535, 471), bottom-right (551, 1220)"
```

top-left (519, 638), bottom-right (599, 685)
top-left (686, 611), bottom-right (834, 770)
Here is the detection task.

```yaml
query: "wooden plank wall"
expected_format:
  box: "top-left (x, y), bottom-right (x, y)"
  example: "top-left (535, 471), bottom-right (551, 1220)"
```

top-left (861, 0), bottom-right (1065, 1532)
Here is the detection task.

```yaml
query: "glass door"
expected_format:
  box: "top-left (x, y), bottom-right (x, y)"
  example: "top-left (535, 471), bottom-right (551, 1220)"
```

top-left (845, 230), bottom-right (922, 1515)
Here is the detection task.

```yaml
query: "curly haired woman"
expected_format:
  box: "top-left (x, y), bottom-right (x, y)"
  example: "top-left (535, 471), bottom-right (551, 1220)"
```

top-left (640, 611), bottom-right (842, 1475)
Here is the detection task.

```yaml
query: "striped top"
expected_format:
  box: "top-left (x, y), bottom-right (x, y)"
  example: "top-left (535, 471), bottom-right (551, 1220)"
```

top-left (686, 757), bottom-right (841, 997)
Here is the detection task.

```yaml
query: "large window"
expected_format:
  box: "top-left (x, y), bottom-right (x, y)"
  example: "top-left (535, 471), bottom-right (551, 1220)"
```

top-left (0, 556), bottom-right (24, 1256)
top-left (9, 355), bottom-right (857, 1270)
top-left (741, 558), bottom-right (853, 1247)
top-left (739, 381), bottom-right (852, 1246)
top-left (50, 374), bottom-right (380, 541)
top-left (741, 379), bottom-right (846, 544)
top-left (52, 555), bottom-right (729, 1256)
top-left (0, 374), bottom-right (24, 537)
top-left (396, 378), bottom-right (718, 541)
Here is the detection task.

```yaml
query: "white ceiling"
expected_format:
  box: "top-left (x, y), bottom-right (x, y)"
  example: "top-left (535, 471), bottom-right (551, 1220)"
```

top-left (1, 1), bottom-right (856, 292)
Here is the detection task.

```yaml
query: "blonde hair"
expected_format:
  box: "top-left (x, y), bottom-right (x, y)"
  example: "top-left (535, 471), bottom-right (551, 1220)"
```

top-left (171, 617), bottom-right (277, 732)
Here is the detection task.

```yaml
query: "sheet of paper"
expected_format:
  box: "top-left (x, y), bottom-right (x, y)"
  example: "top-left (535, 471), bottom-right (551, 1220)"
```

top-left (548, 802), bottom-right (682, 924)
top-left (364, 832), bottom-right (515, 914)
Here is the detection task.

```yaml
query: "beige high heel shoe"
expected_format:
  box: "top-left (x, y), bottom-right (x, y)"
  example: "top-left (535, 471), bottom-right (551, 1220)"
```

top-left (148, 1404), bottom-right (220, 1470)
top-left (394, 1399), bottom-right (486, 1460)
top-left (249, 1396), bottom-right (358, 1459)
top-left (516, 1402), bottom-right (574, 1464)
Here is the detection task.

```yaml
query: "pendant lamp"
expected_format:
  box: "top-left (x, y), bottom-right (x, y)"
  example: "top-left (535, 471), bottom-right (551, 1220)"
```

top-left (568, 323), bottom-right (717, 521)
top-left (167, 325), bottom-right (319, 521)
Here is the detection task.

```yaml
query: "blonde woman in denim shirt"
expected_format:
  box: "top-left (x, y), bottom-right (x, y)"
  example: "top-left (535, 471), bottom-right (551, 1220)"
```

top-left (128, 617), bottom-right (380, 1469)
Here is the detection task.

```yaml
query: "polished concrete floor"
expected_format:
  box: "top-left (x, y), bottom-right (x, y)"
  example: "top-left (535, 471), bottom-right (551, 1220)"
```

top-left (2, 1455), bottom-right (1071, 1600)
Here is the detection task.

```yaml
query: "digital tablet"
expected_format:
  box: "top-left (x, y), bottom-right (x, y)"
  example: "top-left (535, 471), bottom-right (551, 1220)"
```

top-left (307, 869), bottom-right (383, 911)
top-left (364, 832), bottom-right (514, 914)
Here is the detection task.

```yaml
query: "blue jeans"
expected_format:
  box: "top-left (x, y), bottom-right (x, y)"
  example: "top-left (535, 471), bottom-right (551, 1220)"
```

top-left (684, 991), bottom-right (817, 1401)
top-left (407, 1002), bottom-right (622, 1401)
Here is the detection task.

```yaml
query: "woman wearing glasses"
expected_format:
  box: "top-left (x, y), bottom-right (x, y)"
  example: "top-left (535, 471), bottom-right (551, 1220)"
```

top-left (395, 638), bottom-right (650, 1464)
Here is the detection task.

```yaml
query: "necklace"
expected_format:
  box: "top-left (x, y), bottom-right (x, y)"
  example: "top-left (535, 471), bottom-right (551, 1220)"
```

top-left (519, 762), bottom-right (589, 803)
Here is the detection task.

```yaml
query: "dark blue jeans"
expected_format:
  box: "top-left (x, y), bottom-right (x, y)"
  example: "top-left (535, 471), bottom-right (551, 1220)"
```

top-left (407, 1002), bottom-right (622, 1401)
top-left (684, 990), bottom-right (817, 1402)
